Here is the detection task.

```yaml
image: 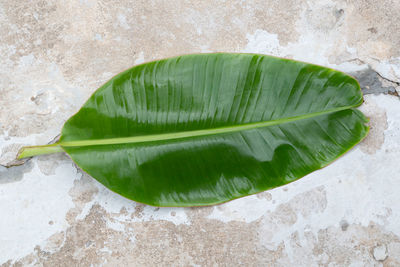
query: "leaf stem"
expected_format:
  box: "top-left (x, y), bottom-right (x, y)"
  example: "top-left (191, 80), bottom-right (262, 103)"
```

top-left (17, 144), bottom-right (64, 159)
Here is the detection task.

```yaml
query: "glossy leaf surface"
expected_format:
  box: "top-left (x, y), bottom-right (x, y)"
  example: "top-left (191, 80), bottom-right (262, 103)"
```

top-left (59, 53), bottom-right (368, 206)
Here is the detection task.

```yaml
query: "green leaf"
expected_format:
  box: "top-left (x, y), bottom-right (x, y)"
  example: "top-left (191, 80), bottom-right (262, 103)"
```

top-left (18, 53), bottom-right (369, 207)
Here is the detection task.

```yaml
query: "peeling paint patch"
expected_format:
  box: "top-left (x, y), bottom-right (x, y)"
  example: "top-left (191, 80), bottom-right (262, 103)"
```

top-left (0, 160), bottom-right (33, 184)
top-left (6, 204), bottom-right (267, 266)
top-left (0, 161), bottom-right (76, 263)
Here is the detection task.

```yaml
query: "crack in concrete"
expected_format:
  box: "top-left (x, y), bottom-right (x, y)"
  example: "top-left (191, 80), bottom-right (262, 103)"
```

top-left (374, 71), bottom-right (400, 98)
top-left (349, 66), bottom-right (400, 99)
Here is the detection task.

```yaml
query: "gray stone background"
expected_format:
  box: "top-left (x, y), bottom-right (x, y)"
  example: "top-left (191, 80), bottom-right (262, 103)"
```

top-left (1, 0), bottom-right (400, 266)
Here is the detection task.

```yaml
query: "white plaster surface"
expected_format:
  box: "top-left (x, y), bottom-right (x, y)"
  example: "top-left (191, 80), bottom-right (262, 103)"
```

top-left (1, 0), bottom-right (400, 266)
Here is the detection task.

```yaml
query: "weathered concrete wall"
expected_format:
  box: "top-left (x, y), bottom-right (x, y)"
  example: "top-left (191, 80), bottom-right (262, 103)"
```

top-left (1, 0), bottom-right (399, 266)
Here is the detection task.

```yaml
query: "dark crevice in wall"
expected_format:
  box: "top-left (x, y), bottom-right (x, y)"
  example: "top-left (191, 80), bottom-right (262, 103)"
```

top-left (350, 67), bottom-right (400, 99)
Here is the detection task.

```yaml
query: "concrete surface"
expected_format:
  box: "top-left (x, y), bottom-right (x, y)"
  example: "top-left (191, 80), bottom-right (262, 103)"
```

top-left (1, 0), bottom-right (400, 266)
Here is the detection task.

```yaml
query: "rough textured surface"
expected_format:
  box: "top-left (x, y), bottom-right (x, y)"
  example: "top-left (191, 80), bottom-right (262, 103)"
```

top-left (1, 0), bottom-right (399, 266)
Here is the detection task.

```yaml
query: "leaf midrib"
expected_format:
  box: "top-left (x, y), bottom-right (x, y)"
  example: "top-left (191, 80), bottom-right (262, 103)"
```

top-left (58, 105), bottom-right (356, 147)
